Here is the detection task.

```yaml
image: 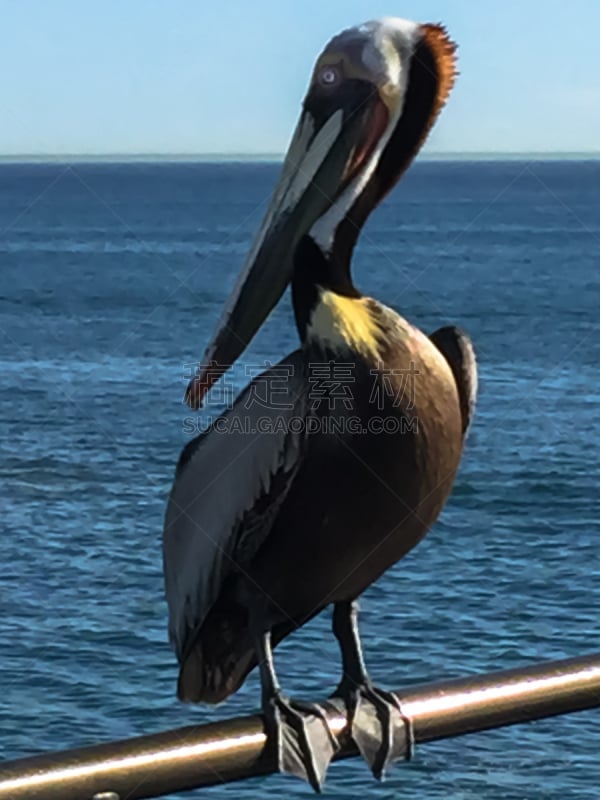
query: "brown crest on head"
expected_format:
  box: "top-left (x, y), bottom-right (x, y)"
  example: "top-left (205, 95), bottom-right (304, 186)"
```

top-left (418, 24), bottom-right (458, 140)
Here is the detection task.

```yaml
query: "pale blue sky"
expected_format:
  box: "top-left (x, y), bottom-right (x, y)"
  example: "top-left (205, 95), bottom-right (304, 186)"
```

top-left (1, 0), bottom-right (599, 156)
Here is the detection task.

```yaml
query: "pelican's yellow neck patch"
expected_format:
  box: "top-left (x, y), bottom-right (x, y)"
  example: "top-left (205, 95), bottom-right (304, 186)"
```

top-left (307, 288), bottom-right (383, 358)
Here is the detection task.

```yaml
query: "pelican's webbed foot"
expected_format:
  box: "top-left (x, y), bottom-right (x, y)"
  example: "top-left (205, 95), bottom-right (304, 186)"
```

top-left (332, 601), bottom-right (414, 780)
top-left (256, 630), bottom-right (339, 792)
top-left (264, 691), bottom-right (338, 791)
top-left (335, 677), bottom-right (412, 779)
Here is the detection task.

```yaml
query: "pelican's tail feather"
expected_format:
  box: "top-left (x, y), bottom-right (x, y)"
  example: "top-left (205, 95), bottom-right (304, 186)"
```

top-left (177, 602), bottom-right (256, 705)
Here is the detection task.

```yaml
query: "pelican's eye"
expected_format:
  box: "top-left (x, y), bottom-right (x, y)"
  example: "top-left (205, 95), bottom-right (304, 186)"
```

top-left (317, 64), bottom-right (342, 88)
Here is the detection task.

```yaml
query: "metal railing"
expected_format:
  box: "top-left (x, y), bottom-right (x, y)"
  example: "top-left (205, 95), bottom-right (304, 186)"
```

top-left (1, 653), bottom-right (599, 800)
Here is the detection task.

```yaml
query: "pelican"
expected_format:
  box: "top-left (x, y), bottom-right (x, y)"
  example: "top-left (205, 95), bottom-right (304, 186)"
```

top-left (164, 17), bottom-right (477, 791)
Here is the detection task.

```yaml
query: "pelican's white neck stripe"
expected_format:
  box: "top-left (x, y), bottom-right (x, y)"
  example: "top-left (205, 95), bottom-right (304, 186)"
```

top-left (308, 102), bottom-right (400, 254)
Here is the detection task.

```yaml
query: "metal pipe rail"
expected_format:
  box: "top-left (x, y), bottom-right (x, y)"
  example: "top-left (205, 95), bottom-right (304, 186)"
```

top-left (1, 653), bottom-right (600, 800)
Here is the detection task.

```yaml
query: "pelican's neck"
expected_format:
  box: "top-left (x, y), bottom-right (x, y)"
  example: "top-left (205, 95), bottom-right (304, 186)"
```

top-left (291, 234), bottom-right (384, 362)
top-left (291, 234), bottom-right (359, 344)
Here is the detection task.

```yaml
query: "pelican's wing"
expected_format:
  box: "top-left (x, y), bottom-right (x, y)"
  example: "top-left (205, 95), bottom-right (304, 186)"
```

top-left (163, 351), bottom-right (307, 661)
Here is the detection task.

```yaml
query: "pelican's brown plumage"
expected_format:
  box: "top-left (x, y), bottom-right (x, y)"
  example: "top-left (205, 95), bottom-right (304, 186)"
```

top-left (164, 17), bottom-right (476, 791)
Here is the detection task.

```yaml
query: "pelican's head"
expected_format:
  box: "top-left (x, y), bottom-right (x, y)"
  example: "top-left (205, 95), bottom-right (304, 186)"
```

top-left (186, 18), bottom-right (456, 408)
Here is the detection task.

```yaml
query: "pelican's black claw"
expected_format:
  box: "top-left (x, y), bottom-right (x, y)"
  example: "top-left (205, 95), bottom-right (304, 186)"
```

top-left (340, 683), bottom-right (413, 780)
top-left (264, 693), bottom-right (340, 792)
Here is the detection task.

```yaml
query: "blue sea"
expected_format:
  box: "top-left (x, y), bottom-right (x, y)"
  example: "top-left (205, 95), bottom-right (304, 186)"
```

top-left (1, 160), bottom-right (599, 799)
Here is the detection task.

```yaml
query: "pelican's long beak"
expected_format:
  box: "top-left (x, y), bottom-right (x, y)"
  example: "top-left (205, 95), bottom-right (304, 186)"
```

top-left (185, 89), bottom-right (388, 407)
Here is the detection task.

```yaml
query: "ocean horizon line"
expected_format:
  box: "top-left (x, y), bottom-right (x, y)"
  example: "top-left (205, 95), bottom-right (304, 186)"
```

top-left (1, 151), bottom-right (599, 164)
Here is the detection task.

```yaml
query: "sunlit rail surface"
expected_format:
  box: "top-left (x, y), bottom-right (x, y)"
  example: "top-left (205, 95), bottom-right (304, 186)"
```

top-left (1, 654), bottom-right (599, 800)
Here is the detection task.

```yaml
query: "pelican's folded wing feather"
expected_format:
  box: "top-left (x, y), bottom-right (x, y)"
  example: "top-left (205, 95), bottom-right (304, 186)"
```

top-left (162, 351), bottom-right (307, 661)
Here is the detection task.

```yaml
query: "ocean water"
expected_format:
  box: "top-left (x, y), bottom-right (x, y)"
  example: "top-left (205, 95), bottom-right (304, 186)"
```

top-left (0, 160), bottom-right (599, 799)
